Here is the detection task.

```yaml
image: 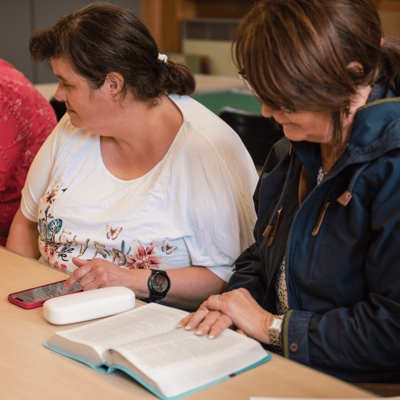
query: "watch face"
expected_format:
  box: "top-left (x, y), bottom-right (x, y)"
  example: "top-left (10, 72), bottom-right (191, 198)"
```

top-left (271, 318), bottom-right (283, 329)
top-left (153, 274), bottom-right (169, 293)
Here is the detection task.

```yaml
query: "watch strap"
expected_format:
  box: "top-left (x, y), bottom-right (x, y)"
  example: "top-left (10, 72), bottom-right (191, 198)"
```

top-left (269, 315), bottom-right (284, 349)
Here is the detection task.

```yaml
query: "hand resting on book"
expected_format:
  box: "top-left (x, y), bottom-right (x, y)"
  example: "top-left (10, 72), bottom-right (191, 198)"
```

top-left (179, 288), bottom-right (274, 344)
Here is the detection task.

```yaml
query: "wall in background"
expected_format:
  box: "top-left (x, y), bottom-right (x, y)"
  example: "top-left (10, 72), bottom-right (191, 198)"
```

top-left (183, 39), bottom-right (235, 76)
top-left (0, 0), bottom-right (141, 84)
top-left (181, 18), bottom-right (239, 76)
top-left (375, 0), bottom-right (400, 11)
top-left (142, 0), bottom-right (253, 54)
top-left (1, 0), bottom-right (399, 82)
top-left (380, 11), bottom-right (400, 37)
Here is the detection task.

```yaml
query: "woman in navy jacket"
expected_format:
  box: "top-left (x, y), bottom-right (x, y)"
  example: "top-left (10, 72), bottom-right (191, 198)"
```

top-left (180, 0), bottom-right (400, 383)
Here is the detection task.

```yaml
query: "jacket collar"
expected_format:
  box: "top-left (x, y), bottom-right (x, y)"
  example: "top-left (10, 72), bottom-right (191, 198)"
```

top-left (292, 85), bottom-right (400, 177)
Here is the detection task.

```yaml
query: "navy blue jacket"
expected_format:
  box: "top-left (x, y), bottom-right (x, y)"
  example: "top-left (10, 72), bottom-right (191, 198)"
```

top-left (228, 86), bottom-right (400, 382)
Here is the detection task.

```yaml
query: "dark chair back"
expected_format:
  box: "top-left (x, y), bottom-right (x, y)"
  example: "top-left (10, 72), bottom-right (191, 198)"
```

top-left (50, 97), bottom-right (67, 121)
top-left (353, 382), bottom-right (400, 397)
top-left (219, 106), bottom-right (284, 167)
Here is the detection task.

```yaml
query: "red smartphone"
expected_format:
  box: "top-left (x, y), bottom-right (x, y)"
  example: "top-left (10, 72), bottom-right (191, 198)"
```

top-left (8, 280), bottom-right (82, 309)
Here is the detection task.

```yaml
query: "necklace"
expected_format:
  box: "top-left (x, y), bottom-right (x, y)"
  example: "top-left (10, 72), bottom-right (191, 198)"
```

top-left (317, 166), bottom-right (327, 185)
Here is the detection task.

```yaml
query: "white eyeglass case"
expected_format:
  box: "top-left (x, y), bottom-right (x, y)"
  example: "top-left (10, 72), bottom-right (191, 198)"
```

top-left (43, 286), bottom-right (135, 325)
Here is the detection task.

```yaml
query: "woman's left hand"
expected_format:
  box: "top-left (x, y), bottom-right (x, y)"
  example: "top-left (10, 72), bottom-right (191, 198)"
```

top-left (179, 288), bottom-right (274, 344)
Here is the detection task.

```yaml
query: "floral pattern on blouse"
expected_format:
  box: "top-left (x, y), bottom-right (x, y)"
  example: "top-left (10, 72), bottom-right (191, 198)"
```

top-left (38, 183), bottom-right (174, 271)
top-left (124, 239), bottom-right (167, 269)
top-left (42, 183), bottom-right (67, 206)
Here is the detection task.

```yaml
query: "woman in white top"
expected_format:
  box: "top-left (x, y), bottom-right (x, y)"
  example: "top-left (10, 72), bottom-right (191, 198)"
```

top-left (6, 3), bottom-right (258, 310)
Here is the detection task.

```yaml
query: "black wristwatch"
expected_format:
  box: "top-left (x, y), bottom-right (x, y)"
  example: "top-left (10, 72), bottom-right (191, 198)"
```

top-left (147, 270), bottom-right (171, 302)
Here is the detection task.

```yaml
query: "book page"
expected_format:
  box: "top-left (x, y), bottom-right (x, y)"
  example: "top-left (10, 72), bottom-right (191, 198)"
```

top-left (48, 303), bottom-right (188, 365)
top-left (113, 326), bottom-right (246, 371)
top-left (109, 306), bottom-right (268, 397)
top-left (48, 303), bottom-right (269, 398)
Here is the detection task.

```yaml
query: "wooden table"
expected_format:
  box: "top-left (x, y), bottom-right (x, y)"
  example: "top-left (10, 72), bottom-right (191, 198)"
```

top-left (1, 247), bottom-right (375, 399)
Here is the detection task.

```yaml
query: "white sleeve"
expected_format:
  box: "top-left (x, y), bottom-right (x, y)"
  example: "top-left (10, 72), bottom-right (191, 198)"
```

top-left (21, 115), bottom-right (68, 221)
top-left (178, 124), bottom-right (258, 282)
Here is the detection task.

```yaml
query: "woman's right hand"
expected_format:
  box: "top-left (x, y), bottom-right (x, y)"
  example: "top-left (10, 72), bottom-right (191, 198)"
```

top-left (178, 288), bottom-right (274, 344)
top-left (178, 299), bottom-right (234, 339)
top-left (64, 257), bottom-right (151, 297)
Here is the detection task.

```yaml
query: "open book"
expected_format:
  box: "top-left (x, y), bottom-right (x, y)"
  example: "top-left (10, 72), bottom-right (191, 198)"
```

top-left (45, 302), bottom-right (271, 399)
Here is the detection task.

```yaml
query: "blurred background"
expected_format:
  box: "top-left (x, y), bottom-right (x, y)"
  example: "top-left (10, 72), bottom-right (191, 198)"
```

top-left (2, 0), bottom-right (399, 84)
top-left (1, 0), bottom-right (399, 169)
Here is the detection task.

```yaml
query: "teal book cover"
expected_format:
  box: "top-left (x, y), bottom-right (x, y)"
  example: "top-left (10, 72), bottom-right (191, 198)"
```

top-left (44, 303), bottom-right (271, 399)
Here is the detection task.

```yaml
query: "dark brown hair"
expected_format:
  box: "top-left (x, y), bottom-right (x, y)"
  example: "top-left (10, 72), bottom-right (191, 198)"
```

top-left (234, 0), bottom-right (400, 144)
top-left (29, 2), bottom-right (195, 102)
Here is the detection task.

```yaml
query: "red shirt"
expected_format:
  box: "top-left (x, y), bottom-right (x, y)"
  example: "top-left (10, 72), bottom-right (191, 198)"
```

top-left (0, 59), bottom-right (57, 246)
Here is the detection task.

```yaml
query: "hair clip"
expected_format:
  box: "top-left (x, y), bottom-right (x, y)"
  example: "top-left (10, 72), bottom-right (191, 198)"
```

top-left (158, 53), bottom-right (168, 63)
top-left (158, 53), bottom-right (168, 73)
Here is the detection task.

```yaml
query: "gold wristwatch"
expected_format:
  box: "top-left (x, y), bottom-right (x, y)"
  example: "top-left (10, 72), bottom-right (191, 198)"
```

top-left (269, 315), bottom-right (284, 348)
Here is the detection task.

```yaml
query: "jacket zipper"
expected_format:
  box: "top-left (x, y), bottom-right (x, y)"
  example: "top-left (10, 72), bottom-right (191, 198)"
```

top-left (263, 205), bottom-right (283, 246)
top-left (311, 200), bottom-right (330, 236)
